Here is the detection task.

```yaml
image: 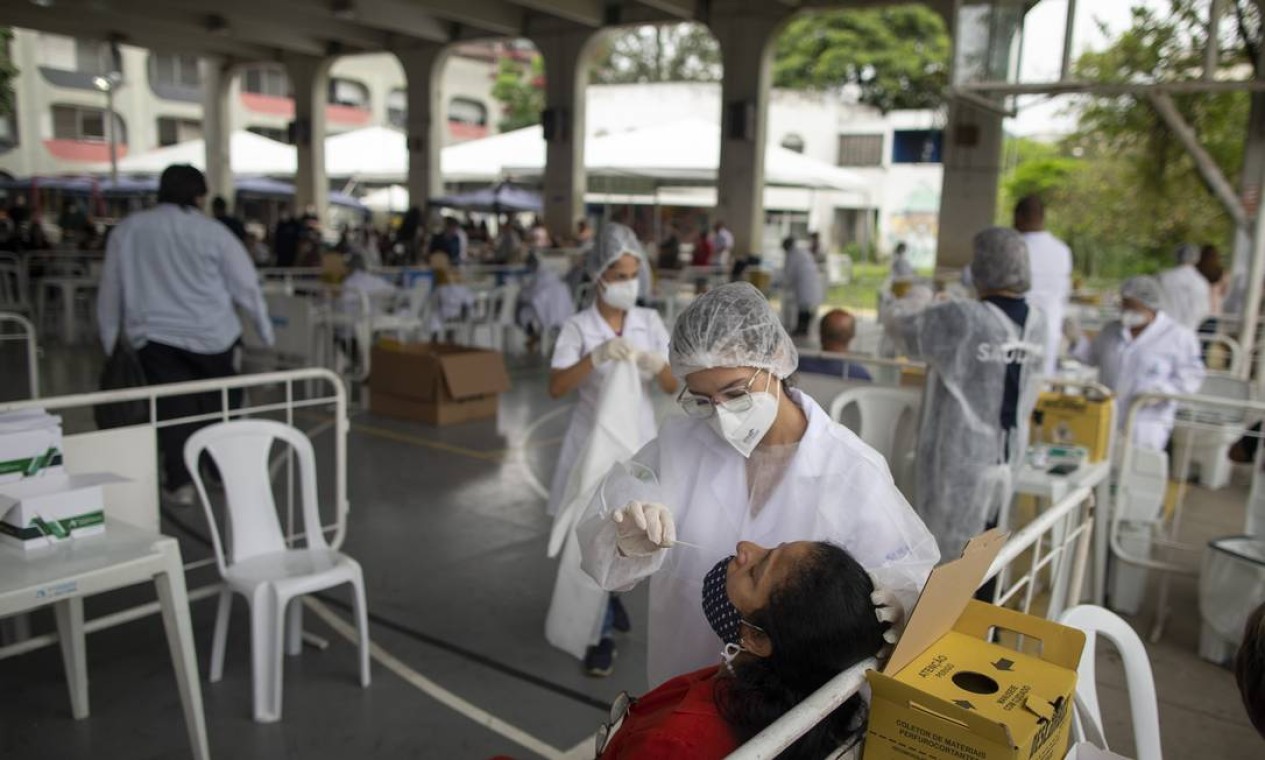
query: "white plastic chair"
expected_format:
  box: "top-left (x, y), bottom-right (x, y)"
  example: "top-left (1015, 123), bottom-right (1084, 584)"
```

top-left (185, 420), bottom-right (370, 723)
top-left (0, 254), bottom-right (32, 315)
top-left (828, 386), bottom-right (920, 498)
top-left (1058, 605), bottom-right (1163, 760)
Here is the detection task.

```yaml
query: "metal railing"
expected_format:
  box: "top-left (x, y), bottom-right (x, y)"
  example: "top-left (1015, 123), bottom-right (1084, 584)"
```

top-left (727, 484), bottom-right (1096, 759)
top-left (0, 312), bottom-right (40, 399)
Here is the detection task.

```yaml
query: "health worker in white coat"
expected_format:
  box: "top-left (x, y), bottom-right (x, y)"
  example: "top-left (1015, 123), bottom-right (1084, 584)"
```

top-left (548, 223), bottom-right (677, 673)
top-left (578, 282), bottom-right (939, 688)
top-left (1158, 243), bottom-right (1212, 331)
top-left (890, 228), bottom-right (1048, 560)
top-left (1071, 275), bottom-right (1205, 450)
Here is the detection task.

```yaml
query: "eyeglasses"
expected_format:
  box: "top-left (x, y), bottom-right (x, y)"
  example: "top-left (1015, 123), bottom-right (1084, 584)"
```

top-left (595, 691), bottom-right (637, 758)
top-left (676, 370), bottom-right (767, 419)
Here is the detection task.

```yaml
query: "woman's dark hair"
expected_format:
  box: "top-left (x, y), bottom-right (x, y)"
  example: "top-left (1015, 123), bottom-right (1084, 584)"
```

top-left (1236, 601), bottom-right (1265, 739)
top-left (714, 542), bottom-right (887, 759)
top-left (1197, 244), bottom-right (1224, 285)
top-left (157, 164), bottom-right (208, 208)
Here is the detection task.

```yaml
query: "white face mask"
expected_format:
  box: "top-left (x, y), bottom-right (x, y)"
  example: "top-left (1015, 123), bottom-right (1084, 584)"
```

top-left (1121, 309), bottom-right (1150, 329)
top-left (600, 279), bottom-right (639, 311)
top-left (706, 374), bottom-right (782, 458)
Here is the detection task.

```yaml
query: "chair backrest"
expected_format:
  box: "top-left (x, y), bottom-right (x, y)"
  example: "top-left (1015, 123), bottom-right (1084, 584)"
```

top-left (0, 262), bottom-right (26, 310)
top-left (185, 420), bottom-right (327, 577)
top-left (1058, 605), bottom-right (1163, 760)
top-left (828, 386), bottom-right (921, 462)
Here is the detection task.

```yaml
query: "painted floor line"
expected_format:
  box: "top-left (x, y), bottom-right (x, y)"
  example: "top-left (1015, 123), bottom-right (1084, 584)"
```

top-left (304, 597), bottom-right (567, 760)
top-left (511, 404), bottom-right (574, 500)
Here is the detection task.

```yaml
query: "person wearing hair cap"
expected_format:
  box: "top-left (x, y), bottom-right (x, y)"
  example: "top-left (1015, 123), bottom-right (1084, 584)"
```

top-left (1071, 275), bottom-right (1205, 450)
top-left (547, 222), bottom-right (677, 676)
top-left (577, 281), bottom-right (939, 688)
top-left (889, 227), bottom-right (1048, 559)
top-left (1158, 243), bottom-right (1212, 330)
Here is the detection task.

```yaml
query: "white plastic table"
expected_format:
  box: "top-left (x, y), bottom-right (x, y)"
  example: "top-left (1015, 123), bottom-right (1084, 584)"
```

top-left (0, 519), bottom-right (210, 760)
top-left (1013, 459), bottom-right (1113, 610)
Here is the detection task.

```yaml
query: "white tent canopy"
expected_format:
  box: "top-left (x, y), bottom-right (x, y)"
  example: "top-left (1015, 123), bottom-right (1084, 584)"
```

top-left (107, 130), bottom-right (297, 175)
top-left (360, 184), bottom-right (409, 212)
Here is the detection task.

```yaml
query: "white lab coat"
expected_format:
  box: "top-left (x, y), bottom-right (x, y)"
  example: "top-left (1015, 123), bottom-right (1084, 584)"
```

top-left (545, 360), bottom-right (644, 659)
top-left (783, 245), bottom-right (824, 313)
top-left (899, 299), bottom-right (1047, 559)
top-left (338, 270), bottom-right (396, 316)
top-left (517, 268), bottom-right (575, 332)
top-left (425, 283), bottom-right (476, 334)
top-left (577, 390), bottom-right (940, 688)
top-left (1158, 264), bottom-right (1212, 331)
top-left (1072, 312), bottom-right (1206, 450)
top-left (1023, 231), bottom-right (1072, 375)
top-left (547, 305), bottom-right (670, 516)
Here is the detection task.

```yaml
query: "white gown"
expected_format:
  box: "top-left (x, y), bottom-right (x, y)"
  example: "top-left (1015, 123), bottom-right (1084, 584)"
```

top-left (546, 305), bottom-right (670, 516)
top-left (577, 390), bottom-right (940, 688)
top-left (1158, 264), bottom-right (1212, 331)
top-left (1023, 230), bottom-right (1072, 375)
top-left (1072, 312), bottom-right (1206, 450)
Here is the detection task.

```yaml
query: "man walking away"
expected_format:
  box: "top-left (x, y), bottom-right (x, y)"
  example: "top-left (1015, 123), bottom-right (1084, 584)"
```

top-left (97, 164), bottom-right (275, 506)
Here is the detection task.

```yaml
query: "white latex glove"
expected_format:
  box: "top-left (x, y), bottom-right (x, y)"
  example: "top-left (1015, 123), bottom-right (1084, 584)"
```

top-left (612, 501), bottom-right (676, 557)
top-left (635, 352), bottom-right (668, 378)
top-left (871, 587), bottom-right (905, 661)
top-left (591, 337), bottom-right (636, 366)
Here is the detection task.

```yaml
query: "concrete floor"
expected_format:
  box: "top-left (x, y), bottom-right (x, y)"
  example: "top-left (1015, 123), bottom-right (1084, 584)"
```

top-left (1, 340), bottom-right (1263, 759)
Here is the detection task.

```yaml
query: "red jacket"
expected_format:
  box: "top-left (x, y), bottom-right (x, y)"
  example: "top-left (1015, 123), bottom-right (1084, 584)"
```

top-left (600, 666), bottom-right (739, 759)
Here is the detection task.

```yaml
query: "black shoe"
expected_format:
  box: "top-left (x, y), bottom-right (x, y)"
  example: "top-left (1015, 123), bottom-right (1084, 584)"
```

top-left (611, 596), bottom-right (631, 634)
top-left (584, 638), bottom-right (617, 677)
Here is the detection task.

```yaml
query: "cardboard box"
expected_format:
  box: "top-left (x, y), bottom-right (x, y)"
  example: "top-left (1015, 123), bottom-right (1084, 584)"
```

top-left (865, 530), bottom-right (1086, 760)
top-left (368, 340), bottom-right (511, 426)
top-left (0, 472), bottom-right (125, 551)
top-left (0, 410), bottom-right (64, 484)
top-left (1033, 392), bottom-right (1114, 463)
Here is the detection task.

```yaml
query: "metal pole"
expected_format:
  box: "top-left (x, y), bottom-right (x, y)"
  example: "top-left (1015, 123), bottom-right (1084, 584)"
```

top-left (1061, 0), bottom-right (1079, 81)
top-left (1237, 160), bottom-right (1265, 382)
top-left (106, 84), bottom-right (118, 185)
top-left (1206, 0), bottom-right (1224, 81)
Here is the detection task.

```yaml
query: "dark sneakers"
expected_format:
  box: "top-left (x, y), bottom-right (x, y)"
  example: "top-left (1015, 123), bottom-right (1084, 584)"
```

top-left (584, 637), bottom-right (617, 677)
top-left (611, 596), bottom-right (631, 634)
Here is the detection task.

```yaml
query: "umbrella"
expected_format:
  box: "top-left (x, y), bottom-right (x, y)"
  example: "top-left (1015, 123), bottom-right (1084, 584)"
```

top-left (430, 182), bottom-right (542, 213)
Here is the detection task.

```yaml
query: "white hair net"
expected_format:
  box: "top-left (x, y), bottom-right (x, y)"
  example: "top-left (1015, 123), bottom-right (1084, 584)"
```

top-left (587, 223), bottom-right (644, 278)
top-left (970, 227), bottom-right (1031, 293)
top-left (1121, 275), bottom-right (1165, 311)
top-left (669, 282), bottom-right (798, 379)
top-left (1176, 243), bottom-right (1200, 265)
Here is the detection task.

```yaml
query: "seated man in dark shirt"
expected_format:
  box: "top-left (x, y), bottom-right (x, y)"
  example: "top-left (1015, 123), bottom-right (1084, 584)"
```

top-left (797, 309), bottom-right (873, 381)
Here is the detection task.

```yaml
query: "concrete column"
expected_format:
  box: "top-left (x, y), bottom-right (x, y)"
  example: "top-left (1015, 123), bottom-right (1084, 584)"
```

top-left (934, 97), bottom-right (1005, 269)
top-left (710, 7), bottom-right (788, 260)
top-left (200, 57), bottom-right (235, 206)
top-left (284, 54), bottom-right (332, 223)
top-left (396, 45), bottom-right (450, 212)
top-left (531, 30), bottom-right (596, 240)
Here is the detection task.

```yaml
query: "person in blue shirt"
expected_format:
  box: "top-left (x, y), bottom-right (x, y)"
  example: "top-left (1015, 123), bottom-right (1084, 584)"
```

top-left (797, 309), bottom-right (873, 381)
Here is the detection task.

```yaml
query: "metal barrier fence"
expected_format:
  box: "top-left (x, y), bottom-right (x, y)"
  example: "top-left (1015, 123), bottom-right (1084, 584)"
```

top-left (0, 368), bottom-right (348, 661)
top-left (0, 312), bottom-right (39, 399)
top-left (727, 484), bottom-right (1096, 759)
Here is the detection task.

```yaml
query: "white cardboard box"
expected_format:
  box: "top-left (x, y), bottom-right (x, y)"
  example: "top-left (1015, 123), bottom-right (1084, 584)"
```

top-left (0, 410), bottom-right (63, 485)
top-left (0, 472), bottom-right (125, 551)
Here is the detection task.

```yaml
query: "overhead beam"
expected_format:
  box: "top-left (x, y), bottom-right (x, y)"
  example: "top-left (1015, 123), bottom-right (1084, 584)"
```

top-left (124, 0), bottom-right (399, 51)
top-left (378, 0), bottom-right (522, 38)
top-left (58, 0), bottom-right (331, 57)
top-left (328, 0), bottom-right (459, 42)
top-left (631, 0), bottom-right (698, 20)
top-left (5, 8), bottom-right (278, 60)
top-left (504, 0), bottom-right (602, 27)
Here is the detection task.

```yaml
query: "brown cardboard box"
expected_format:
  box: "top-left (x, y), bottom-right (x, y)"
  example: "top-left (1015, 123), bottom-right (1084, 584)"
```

top-left (865, 530), bottom-right (1086, 760)
top-left (368, 340), bottom-right (511, 426)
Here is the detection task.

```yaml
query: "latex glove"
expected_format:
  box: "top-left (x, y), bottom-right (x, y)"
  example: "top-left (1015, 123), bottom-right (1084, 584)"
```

top-left (871, 587), bottom-right (905, 661)
top-left (636, 352), bottom-right (668, 379)
top-left (612, 501), bottom-right (676, 557)
top-left (592, 337), bottom-right (636, 366)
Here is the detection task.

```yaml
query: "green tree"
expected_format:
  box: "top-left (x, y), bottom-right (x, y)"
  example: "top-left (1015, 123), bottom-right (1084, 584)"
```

top-left (491, 54), bottom-right (545, 132)
top-left (0, 28), bottom-right (19, 119)
top-left (590, 23), bottom-right (720, 84)
top-left (773, 7), bottom-right (950, 112)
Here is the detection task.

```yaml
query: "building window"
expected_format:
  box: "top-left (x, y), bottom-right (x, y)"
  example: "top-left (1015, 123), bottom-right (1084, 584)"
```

top-left (837, 134), bottom-right (884, 167)
top-left (242, 65), bottom-right (291, 98)
top-left (387, 88), bottom-right (406, 128)
top-left (247, 125), bottom-right (289, 143)
top-left (891, 129), bottom-right (944, 164)
top-left (447, 97), bottom-right (487, 127)
top-left (780, 134), bottom-right (805, 154)
top-left (38, 34), bottom-right (114, 75)
top-left (52, 104), bottom-right (126, 143)
top-left (157, 117), bottom-right (202, 146)
top-left (151, 54), bottom-right (201, 89)
top-left (329, 78), bottom-right (370, 110)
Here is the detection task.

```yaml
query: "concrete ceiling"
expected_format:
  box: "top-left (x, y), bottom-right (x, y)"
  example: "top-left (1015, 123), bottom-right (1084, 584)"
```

top-left (4, 0), bottom-right (955, 61)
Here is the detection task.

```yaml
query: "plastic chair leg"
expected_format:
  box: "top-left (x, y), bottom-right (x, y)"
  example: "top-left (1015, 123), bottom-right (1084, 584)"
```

top-left (286, 597), bottom-right (303, 657)
top-left (53, 597), bottom-right (88, 720)
top-left (351, 572), bottom-right (372, 688)
top-left (210, 588), bottom-right (233, 683)
top-left (249, 585), bottom-right (281, 723)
